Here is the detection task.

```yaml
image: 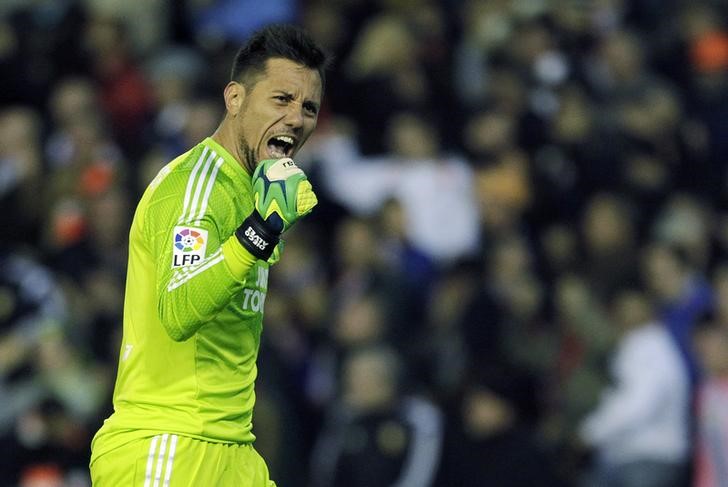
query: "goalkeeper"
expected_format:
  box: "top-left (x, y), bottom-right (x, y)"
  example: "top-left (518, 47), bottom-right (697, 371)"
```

top-left (90, 25), bottom-right (329, 486)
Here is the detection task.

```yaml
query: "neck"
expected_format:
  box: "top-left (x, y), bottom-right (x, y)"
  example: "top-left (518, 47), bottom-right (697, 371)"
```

top-left (211, 117), bottom-right (251, 174)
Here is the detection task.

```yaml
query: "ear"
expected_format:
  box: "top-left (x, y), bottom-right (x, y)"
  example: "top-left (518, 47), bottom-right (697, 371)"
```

top-left (223, 81), bottom-right (246, 116)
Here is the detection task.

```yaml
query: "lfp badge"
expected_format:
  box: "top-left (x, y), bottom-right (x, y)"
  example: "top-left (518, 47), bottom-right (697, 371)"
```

top-left (172, 226), bottom-right (208, 267)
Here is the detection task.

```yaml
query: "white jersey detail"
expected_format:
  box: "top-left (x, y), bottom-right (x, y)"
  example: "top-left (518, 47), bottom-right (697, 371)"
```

top-left (194, 157), bottom-right (224, 226)
top-left (167, 248), bottom-right (225, 292)
top-left (185, 150), bottom-right (216, 223)
top-left (144, 435), bottom-right (160, 487)
top-left (178, 147), bottom-right (210, 224)
top-left (163, 435), bottom-right (178, 487)
top-left (152, 433), bottom-right (169, 487)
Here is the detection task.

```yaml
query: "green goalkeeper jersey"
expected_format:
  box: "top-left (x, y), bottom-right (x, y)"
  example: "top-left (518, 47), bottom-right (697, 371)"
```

top-left (91, 137), bottom-right (270, 463)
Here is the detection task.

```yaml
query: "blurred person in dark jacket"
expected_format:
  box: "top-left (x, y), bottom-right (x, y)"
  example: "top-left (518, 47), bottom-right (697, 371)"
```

top-left (642, 241), bottom-right (713, 387)
top-left (437, 366), bottom-right (565, 487)
top-left (341, 8), bottom-right (452, 155)
top-left (579, 193), bottom-right (640, 303)
top-left (0, 107), bottom-right (44, 245)
top-left (677, 2), bottom-right (728, 201)
top-left (310, 344), bottom-right (442, 487)
top-left (461, 233), bottom-right (553, 377)
top-left (545, 273), bottom-right (615, 451)
top-left (708, 264), bottom-right (728, 329)
top-left (84, 14), bottom-right (153, 155)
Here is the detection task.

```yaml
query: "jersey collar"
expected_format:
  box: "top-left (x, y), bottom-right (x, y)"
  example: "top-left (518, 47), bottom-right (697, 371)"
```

top-left (203, 137), bottom-right (251, 181)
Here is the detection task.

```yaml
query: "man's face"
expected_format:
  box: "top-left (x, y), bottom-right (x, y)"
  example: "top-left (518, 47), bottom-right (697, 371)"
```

top-left (234, 58), bottom-right (322, 171)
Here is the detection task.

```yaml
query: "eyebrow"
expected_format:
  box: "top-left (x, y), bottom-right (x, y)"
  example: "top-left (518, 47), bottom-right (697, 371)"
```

top-left (274, 90), bottom-right (320, 110)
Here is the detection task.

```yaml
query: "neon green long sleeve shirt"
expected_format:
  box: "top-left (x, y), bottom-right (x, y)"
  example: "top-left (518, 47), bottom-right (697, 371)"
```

top-left (92, 138), bottom-right (271, 463)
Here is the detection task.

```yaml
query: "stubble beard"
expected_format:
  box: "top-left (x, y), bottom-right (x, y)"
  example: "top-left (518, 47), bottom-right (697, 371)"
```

top-left (238, 135), bottom-right (257, 174)
top-left (237, 98), bottom-right (258, 174)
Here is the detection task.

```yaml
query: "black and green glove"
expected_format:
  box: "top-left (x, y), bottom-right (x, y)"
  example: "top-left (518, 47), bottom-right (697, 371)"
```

top-left (236, 158), bottom-right (317, 263)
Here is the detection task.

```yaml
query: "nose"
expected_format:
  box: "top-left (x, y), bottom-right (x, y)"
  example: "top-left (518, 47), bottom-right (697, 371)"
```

top-left (284, 104), bottom-right (304, 129)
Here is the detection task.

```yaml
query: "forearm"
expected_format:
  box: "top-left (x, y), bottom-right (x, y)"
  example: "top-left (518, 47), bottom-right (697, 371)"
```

top-left (580, 386), bottom-right (660, 445)
top-left (158, 236), bottom-right (257, 341)
top-left (316, 134), bottom-right (399, 214)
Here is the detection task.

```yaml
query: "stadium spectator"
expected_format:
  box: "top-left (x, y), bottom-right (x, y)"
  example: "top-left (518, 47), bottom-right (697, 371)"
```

top-left (310, 113), bottom-right (480, 264)
top-left (2, 0), bottom-right (728, 485)
top-left (436, 366), bottom-right (565, 487)
top-left (692, 310), bottom-right (728, 487)
top-left (579, 288), bottom-right (690, 487)
top-left (642, 241), bottom-right (714, 386)
top-left (310, 344), bottom-right (443, 487)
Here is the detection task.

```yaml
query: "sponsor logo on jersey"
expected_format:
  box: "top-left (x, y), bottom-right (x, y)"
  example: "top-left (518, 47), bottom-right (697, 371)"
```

top-left (241, 266), bottom-right (269, 313)
top-left (172, 226), bottom-right (208, 267)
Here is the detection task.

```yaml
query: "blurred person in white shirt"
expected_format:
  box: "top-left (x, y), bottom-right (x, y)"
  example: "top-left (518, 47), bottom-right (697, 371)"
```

top-left (305, 112), bottom-right (480, 265)
top-left (692, 304), bottom-right (728, 487)
top-left (579, 288), bottom-right (690, 487)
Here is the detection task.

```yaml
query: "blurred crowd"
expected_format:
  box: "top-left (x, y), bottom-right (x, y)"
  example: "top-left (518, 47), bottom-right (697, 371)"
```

top-left (3, 0), bottom-right (728, 486)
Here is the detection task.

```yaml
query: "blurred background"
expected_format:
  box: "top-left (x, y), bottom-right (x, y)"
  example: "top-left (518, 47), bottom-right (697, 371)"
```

top-left (2, 0), bottom-right (728, 486)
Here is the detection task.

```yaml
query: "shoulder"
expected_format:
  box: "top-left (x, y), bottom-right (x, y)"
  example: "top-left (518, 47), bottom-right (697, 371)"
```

top-left (626, 322), bottom-right (669, 347)
top-left (626, 323), bottom-right (686, 373)
top-left (147, 145), bottom-right (242, 220)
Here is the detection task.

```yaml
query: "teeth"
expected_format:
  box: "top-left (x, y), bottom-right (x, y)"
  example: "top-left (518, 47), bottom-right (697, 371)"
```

top-left (268, 135), bottom-right (295, 158)
top-left (275, 136), bottom-right (294, 145)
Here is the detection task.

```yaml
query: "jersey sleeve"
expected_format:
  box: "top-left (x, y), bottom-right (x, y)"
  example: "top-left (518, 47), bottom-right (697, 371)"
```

top-left (145, 171), bottom-right (257, 342)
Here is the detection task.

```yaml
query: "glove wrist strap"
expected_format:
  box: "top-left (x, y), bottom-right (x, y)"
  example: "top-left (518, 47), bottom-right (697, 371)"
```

top-left (235, 211), bottom-right (280, 261)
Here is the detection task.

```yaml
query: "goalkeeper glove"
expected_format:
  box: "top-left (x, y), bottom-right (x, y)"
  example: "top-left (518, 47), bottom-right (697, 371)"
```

top-left (235, 158), bottom-right (317, 262)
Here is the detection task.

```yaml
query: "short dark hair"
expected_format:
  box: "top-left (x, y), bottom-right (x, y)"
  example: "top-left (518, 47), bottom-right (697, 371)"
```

top-left (230, 24), bottom-right (330, 90)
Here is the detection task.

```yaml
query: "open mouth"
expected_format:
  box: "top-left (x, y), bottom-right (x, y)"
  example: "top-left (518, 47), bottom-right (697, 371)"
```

top-left (266, 135), bottom-right (296, 159)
